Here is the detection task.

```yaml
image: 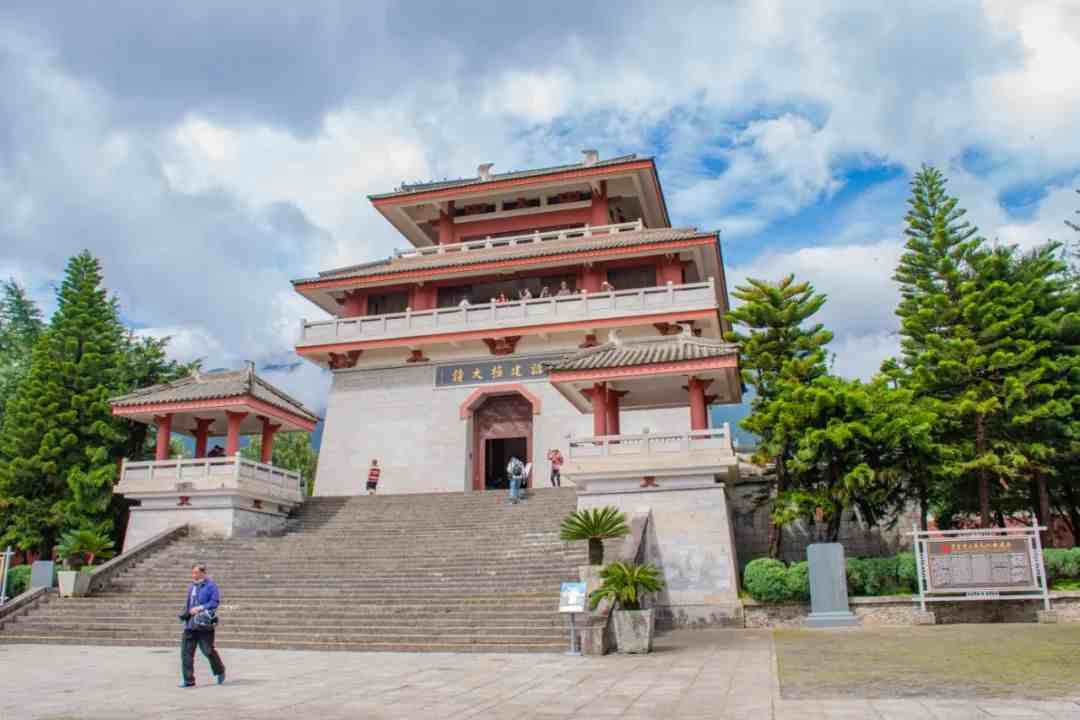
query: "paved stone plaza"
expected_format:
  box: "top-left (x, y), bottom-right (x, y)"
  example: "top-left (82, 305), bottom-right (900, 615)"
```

top-left (4, 630), bottom-right (1080, 719)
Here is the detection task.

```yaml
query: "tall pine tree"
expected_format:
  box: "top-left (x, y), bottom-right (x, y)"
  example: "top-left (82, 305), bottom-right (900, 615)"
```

top-left (727, 275), bottom-right (832, 557)
top-left (0, 252), bottom-right (127, 552)
top-left (0, 280), bottom-right (46, 431)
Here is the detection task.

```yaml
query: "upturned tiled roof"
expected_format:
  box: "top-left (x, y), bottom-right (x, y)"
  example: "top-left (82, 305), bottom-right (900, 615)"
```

top-left (110, 364), bottom-right (320, 422)
top-left (369, 155), bottom-right (645, 200)
top-left (297, 227), bottom-right (712, 284)
top-left (548, 330), bottom-right (737, 373)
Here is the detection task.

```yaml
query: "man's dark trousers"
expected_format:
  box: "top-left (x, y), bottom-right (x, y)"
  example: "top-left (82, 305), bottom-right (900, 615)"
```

top-left (181, 628), bottom-right (225, 684)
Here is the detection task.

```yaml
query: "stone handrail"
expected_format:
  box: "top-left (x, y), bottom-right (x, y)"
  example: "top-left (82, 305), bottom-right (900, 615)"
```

top-left (117, 457), bottom-right (304, 503)
top-left (298, 279), bottom-right (717, 347)
top-left (88, 524), bottom-right (189, 593)
top-left (568, 426), bottom-right (733, 459)
top-left (393, 219), bottom-right (644, 258)
top-left (0, 586), bottom-right (51, 629)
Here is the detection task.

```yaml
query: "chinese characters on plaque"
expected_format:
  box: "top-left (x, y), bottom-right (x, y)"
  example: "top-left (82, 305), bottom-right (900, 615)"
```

top-left (926, 538), bottom-right (1035, 592)
top-left (435, 356), bottom-right (550, 387)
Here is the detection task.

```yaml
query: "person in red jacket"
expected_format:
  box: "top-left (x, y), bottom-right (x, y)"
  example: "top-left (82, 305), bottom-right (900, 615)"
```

top-left (546, 448), bottom-right (564, 488)
top-left (367, 459), bottom-right (381, 495)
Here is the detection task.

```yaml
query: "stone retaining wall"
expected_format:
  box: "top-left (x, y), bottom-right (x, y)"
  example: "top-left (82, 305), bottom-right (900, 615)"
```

top-left (743, 592), bottom-right (1080, 627)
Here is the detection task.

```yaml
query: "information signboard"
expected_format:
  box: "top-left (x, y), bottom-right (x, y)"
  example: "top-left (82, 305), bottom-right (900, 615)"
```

top-left (910, 527), bottom-right (1050, 612)
top-left (559, 582), bottom-right (587, 614)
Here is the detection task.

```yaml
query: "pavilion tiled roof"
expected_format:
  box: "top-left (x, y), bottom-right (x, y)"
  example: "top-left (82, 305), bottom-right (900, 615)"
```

top-left (110, 364), bottom-right (320, 422)
top-left (297, 227), bottom-right (713, 284)
top-left (368, 155), bottom-right (644, 200)
top-left (548, 331), bottom-right (737, 373)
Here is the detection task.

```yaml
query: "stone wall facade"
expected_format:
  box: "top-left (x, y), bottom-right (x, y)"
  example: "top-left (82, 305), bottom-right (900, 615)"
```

top-left (743, 592), bottom-right (1080, 628)
top-left (314, 345), bottom-right (690, 496)
top-left (729, 478), bottom-right (918, 567)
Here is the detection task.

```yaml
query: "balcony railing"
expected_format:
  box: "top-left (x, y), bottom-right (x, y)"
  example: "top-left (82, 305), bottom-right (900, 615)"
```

top-left (393, 219), bottom-right (644, 259)
top-left (116, 457), bottom-right (304, 504)
top-left (568, 426), bottom-right (734, 459)
top-left (299, 278), bottom-right (717, 347)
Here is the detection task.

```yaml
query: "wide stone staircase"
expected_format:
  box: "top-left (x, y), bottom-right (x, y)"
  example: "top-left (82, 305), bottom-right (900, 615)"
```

top-left (0, 488), bottom-right (586, 652)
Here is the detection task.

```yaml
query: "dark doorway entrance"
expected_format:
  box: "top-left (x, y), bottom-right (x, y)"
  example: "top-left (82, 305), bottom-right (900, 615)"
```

top-left (484, 437), bottom-right (527, 489)
top-left (472, 394), bottom-right (533, 491)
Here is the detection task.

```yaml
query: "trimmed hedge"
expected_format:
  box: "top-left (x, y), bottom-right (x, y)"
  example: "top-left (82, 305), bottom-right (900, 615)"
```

top-left (5, 565), bottom-right (31, 598)
top-left (742, 548), bottom-right (1080, 603)
top-left (743, 558), bottom-right (790, 603)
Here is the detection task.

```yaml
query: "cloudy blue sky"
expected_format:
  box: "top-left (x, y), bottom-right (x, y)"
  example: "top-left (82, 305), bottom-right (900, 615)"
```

top-left (2, 1), bottom-right (1079, 427)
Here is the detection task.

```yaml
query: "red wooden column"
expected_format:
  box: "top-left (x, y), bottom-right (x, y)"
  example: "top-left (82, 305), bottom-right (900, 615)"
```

top-left (153, 414), bottom-right (173, 461)
top-left (225, 411), bottom-right (248, 456)
top-left (606, 389), bottom-right (628, 436)
top-left (341, 290), bottom-right (367, 317)
top-left (657, 254), bottom-right (683, 285)
top-left (438, 201), bottom-right (455, 245)
top-left (687, 377), bottom-right (713, 431)
top-left (259, 417), bottom-right (281, 464)
top-left (589, 180), bottom-right (609, 226)
top-left (579, 264), bottom-right (604, 292)
top-left (582, 383), bottom-right (608, 436)
top-left (193, 418), bottom-right (214, 458)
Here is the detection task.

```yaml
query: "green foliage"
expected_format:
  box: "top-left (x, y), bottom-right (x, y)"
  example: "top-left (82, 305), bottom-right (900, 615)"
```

top-left (240, 431), bottom-right (318, 496)
top-left (784, 560), bottom-right (811, 601)
top-left (897, 553), bottom-right (918, 590)
top-left (0, 279), bottom-right (45, 433)
top-left (726, 275), bottom-right (832, 558)
top-left (559, 506), bottom-right (629, 565)
top-left (588, 561), bottom-right (664, 611)
top-left (743, 558), bottom-right (791, 603)
top-left (1043, 548), bottom-right (1080, 584)
top-left (4, 564), bottom-right (31, 597)
top-left (0, 253), bottom-right (193, 555)
top-left (55, 526), bottom-right (116, 569)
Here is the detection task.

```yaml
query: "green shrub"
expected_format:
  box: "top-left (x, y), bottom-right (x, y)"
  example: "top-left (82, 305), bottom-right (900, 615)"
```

top-left (744, 558), bottom-right (791, 603)
top-left (1044, 548), bottom-right (1080, 583)
top-left (845, 558), bottom-right (868, 596)
top-left (589, 562), bottom-right (665, 611)
top-left (863, 557), bottom-right (901, 596)
top-left (897, 553), bottom-right (918, 592)
top-left (785, 561), bottom-right (811, 601)
top-left (5, 565), bottom-right (31, 598)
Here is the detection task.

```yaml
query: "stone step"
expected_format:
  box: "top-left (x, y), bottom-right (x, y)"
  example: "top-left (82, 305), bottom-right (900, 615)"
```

top-left (26, 609), bottom-right (564, 623)
top-left (10, 620), bottom-right (567, 637)
top-left (0, 635), bottom-right (565, 653)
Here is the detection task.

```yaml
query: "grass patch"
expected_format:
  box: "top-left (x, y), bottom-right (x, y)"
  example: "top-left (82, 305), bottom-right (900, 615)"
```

top-left (774, 624), bottom-right (1080, 699)
top-left (1051, 579), bottom-right (1080, 591)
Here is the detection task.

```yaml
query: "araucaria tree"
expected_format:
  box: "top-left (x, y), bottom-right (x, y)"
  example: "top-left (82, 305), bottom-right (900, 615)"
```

top-left (0, 252), bottom-right (128, 552)
top-left (727, 275), bottom-right (832, 557)
top-left (0, 279), bottom-right (46, 432)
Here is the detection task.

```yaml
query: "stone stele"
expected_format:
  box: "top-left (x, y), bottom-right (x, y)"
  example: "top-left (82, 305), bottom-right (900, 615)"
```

top-left (805, 542), bottom-right (860, 628)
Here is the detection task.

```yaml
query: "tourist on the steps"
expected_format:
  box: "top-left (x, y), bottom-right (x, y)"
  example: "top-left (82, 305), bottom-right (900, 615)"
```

top-left (367, 459), bottom-right (381, 495)
top-left (178, 563), bottom-right (225, 688)
top-left (547, 448), bottom-right (564, 488)
top-left (506, 455), bottom-right (526, 504)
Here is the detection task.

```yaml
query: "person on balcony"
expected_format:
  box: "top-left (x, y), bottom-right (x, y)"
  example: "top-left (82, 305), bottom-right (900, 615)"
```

top-left (539, 286), bottom-right (551, 298)
top-left (555, 281), bottom-right (572, 297)
top-left (458, 296), bottom-right (471, 309)
top-left (178, 563), bottom-right (225, 688)
top-left (600, 280), bottom-right (615, 293)
top-left (367, 459), bottom-right (381, 495)
top-left (506, 455), bottom-right (526, 504)
top-left (207, 445), bottom-right (225, 458)
top-left (519, 287), bottom-right (533, 301)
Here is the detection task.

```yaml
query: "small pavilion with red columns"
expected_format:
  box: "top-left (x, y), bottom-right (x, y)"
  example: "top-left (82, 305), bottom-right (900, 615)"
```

top-left (109, 363), bottom-right (320, 551)
top-left (546, 326), bottom-right (740, 440)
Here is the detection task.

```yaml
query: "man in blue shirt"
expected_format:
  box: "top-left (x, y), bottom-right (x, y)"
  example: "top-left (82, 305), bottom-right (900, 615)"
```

top-left (178, 563), bottom-right (226, 687)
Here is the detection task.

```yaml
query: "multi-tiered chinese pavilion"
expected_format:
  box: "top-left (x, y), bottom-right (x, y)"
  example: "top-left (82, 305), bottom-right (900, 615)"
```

top-left (292, 152), bottom-right (742, 496)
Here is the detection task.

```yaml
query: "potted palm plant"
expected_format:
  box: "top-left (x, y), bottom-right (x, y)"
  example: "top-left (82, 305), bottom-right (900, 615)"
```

top-left (56, 528), bottom-right (116, 598)
top-left (589, 562), bottom-right (665, 653)
top-left (559, 507), bottom-right (629, 565)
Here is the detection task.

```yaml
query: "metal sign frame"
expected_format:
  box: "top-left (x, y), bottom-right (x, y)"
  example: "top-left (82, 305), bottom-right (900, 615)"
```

top-left (0, 546), bottom-right (12, 606)
top-left (559, 581), bottom-right (587, 656)
top-left (910, 527), bottom-right (1050, 612)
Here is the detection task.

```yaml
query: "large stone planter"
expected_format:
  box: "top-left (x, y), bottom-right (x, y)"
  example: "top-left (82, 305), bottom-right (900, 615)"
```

top-left (57, 570), bottom-right (91, 598)
top-left (612, 609), bottom-right (655, 653)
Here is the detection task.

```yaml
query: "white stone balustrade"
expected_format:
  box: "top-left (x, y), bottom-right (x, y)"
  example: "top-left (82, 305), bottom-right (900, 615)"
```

top-left (393, 220), bottom-right (644, 259)
top-left (568, 426), bottom-right (734, 459)
top-left (117, 457), bottom-right (305, 504)
top-left (298, 279), bottom-right (717, 347)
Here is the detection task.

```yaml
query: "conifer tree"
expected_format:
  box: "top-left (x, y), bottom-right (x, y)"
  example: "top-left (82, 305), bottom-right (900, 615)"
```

top-left (0, 252), bottom-right (127, 552)
top-left (727, 275), bottom-right (832, 556)
top-left (0, 280), bottom-right (46, 431)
